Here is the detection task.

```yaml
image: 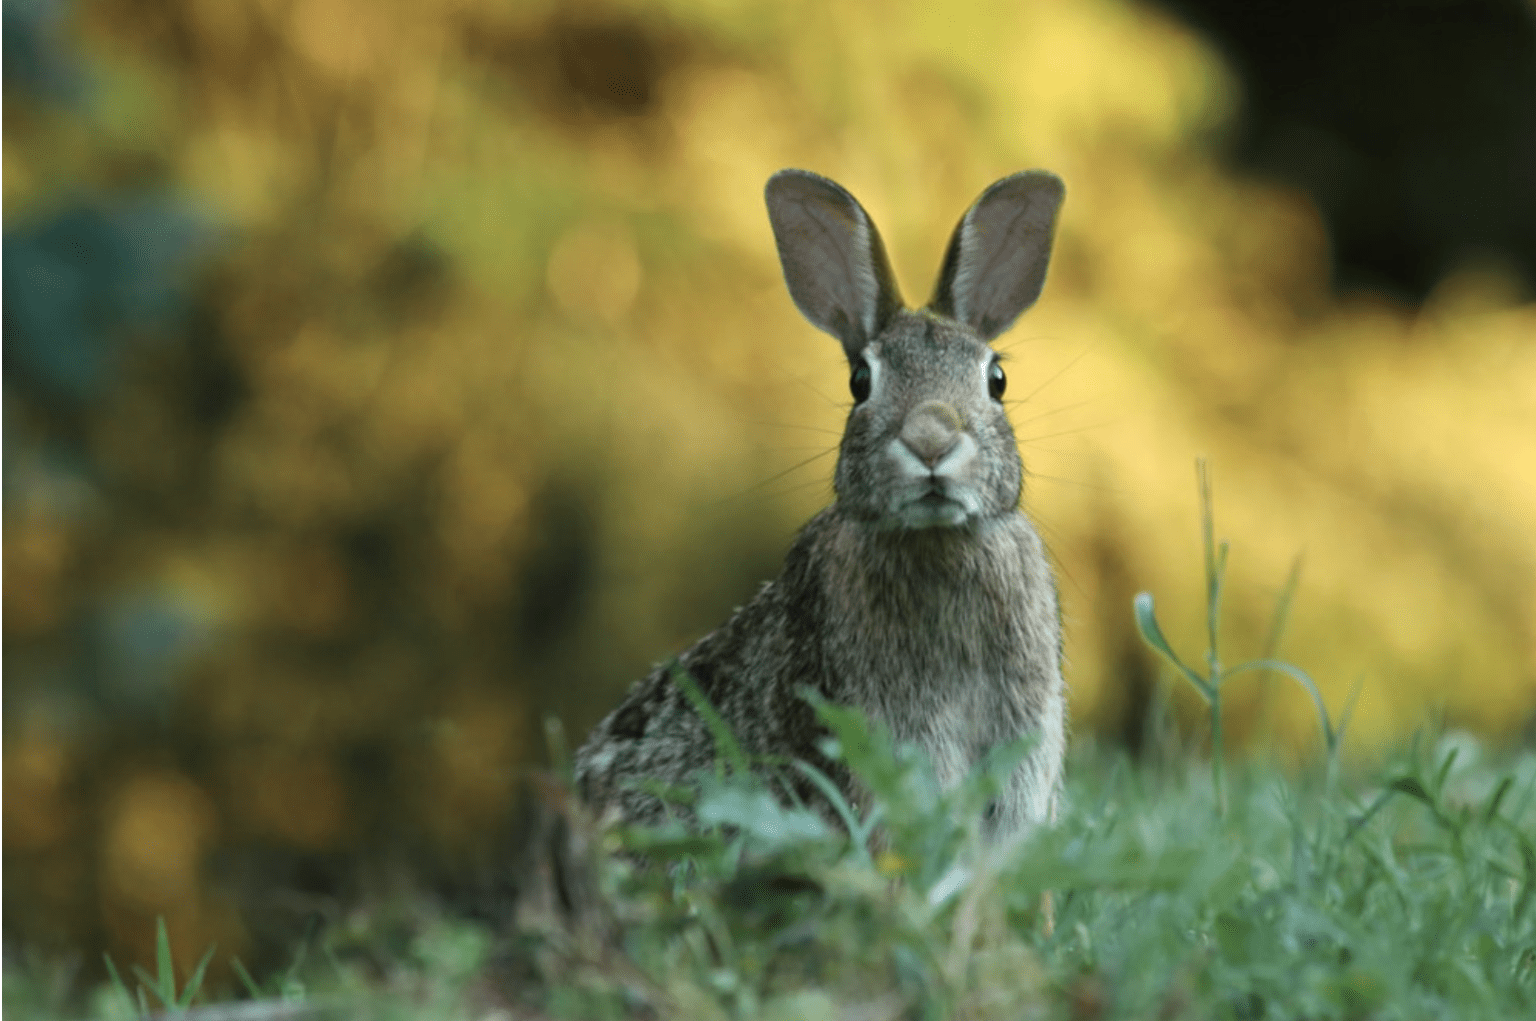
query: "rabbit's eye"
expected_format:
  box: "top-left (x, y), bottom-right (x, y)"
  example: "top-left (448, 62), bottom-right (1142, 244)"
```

top-left (849, 359), bottom-right (872, 403)
top-left (988, 360), bottom-right (1007, 401)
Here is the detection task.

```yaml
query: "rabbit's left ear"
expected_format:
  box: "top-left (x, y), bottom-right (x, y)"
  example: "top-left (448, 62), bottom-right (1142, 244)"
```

top-left (929, 171), bottom-right (1064, 341)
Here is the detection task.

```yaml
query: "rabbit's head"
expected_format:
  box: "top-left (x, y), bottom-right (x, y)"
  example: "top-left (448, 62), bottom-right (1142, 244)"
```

top-left (766, 169), bottom-right (1064, 530)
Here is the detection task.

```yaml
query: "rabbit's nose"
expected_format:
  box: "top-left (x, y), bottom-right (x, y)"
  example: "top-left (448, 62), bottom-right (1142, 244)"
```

top-left (900, 401), bottom-right (963, 468)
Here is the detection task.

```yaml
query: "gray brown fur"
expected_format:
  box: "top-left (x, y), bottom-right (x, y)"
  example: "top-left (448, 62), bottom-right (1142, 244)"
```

top-left (575, 168), bottom-right (1068, 838)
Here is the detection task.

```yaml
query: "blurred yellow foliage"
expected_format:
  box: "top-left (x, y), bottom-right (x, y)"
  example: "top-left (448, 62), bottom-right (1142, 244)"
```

top-left (4, 0), bottom-right (1533, 982)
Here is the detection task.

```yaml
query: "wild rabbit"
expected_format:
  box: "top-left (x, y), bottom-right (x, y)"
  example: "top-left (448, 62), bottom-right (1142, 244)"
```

top-left (575, 168), bottom-right (1067, 839)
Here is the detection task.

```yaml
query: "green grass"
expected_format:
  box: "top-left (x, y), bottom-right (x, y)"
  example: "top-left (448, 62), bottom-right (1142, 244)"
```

top-left (8, 728), bottom-right (1533, 1020)
top-left (100, 916), bottom-right (217, 1017)
top-left (523, 719), bottom-right (1536, 1021)
top-left (7, 468), bottom-right (1534, 1019)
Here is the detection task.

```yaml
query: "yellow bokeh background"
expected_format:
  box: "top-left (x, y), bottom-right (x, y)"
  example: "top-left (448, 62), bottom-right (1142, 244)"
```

top-left (5, 0), bottom-right (1534, 982)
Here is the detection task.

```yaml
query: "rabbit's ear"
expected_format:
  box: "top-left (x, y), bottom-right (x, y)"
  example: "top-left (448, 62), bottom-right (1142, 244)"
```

top-left (929, 171), bottom-right (1064, 341)
top-left (766, 170), bottom-right (904, 355)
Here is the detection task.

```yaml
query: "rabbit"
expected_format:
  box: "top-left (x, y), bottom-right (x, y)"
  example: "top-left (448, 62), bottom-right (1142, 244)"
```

top-left (575, 168), bottom-right (1067, 840)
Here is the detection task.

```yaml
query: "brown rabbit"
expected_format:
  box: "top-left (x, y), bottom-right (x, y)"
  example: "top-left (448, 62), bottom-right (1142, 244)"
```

top-left (576, 169), bottom-right (1067, 838)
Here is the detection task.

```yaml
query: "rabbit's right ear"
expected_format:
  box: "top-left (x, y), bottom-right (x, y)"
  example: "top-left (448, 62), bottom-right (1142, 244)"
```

top-left (929, 171), bottom-right (1064, 341)
top-left (765, 170), bottom-right (904, 355)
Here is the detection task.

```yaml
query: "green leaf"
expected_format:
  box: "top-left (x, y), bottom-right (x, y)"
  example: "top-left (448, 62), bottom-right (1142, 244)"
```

top-left (630, 775), bottom-right (700, 808)
top-left (619, 825), bottom-right (726, 859)
top-left (695, 783), bottom-right (832, 851)
top-left (761, 990), bottom-right (838, 1021)
top-left (803, 690), bottom-right (898, 793)
top-left (1132, 592), bottom-right (1212, 700)
top-left (954, 730), bottom-right (1040, 817)
top-left (1262, 553), bottom-right (1304, 661)
top-left (1389, 776), bottom-right (1434, 805)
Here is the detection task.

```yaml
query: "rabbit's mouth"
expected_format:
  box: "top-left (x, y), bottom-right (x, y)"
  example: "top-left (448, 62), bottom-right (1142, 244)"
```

top-left (895, 489), bottom-right (973, 530)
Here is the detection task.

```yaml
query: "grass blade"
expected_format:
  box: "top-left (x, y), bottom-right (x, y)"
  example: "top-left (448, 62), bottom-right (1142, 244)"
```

top-left (1264, 553), bottom-right (1304, 657)
top-left (792, 759), bottom-right (873, 865)
top-left (154, 916), bottom-right (176, 1006)
top-left (1434, 746), bottom-right (1461, 794)
top-left (1254, 553), bottom-right (1304, 726)
top-left (1499, 819), bottom-right (1536, 922)
top-left (1345, 787), bottom-right (1399, 841)
top-left (177, 943), bottom-right (217, 1008)
top-left (230, 956), bottom-right (262, 1000)
top-left (1223, 658), bottom-right (1334, 750)
top-left (670, 661), bottom-right (750, 776)
top-left (1484, 776), bottom-right (1514, 823)
top-left (1335, 676), bottom-right (1363, 750)
top-left (102, 954), bottom-right (138, 1018)
top-left (131, 967), bottom-right (169, 1010)
top-left (543, 714), bottom-right (573, 784)
top-left (1197, 459), bottom-right (1221, 667)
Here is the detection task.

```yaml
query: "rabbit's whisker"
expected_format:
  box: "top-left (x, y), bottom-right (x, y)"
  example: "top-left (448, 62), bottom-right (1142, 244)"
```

top-left (1024, 471), bottom-right (1122, 494)
top-left (1018, 344), bottom-right (1095, 405)
top-left (715, 447), bottom-right (838, 505)
top-left (757, 477), bottom-right (838, 501)
top-left (1032, 528), bottom-right (1089, 601)
top-left (753, 422), bottom-right (844, 436)
top-left (1008, 398), bottom-right (1097, 424)
top-left (1019, 423), bottom-right (1111, 444)
top-left (994, 332), bottom-right (1063, 354)
top-left (791, 374), bottom-right (849, 411)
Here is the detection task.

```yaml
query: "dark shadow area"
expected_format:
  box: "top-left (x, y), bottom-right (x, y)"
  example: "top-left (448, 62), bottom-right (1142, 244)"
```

top-left (1152, 0), bottom-right (1536, 302)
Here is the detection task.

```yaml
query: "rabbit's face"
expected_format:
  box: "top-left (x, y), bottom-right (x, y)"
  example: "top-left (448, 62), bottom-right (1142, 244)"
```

top-left (834, 310), bottom-right (1022, 530)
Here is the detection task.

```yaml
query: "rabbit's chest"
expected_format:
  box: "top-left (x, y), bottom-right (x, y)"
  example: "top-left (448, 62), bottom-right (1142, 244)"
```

top-left (906, 670), bottom-right (1016, 787)
top-left (830, 601), bottom-right (1042, 782)
top-left (816, 514), bottom-right (1062, 789)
